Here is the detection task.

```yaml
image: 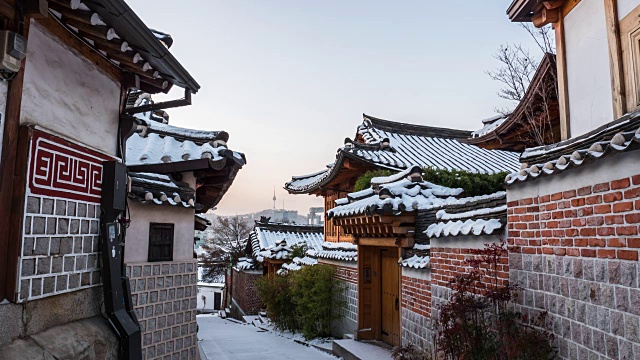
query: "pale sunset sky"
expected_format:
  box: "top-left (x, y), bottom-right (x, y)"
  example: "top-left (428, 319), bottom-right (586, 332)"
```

top-left (128, 1), bottom-right (542, 216)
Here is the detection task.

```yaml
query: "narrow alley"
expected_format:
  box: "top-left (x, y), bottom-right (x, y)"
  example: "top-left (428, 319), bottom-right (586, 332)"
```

top-left (197, 315), bottom-right (335, 360)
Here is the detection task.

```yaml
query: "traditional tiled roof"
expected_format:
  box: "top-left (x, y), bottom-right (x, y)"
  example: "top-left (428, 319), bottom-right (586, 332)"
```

top-left (506, 112), bottom-right (640, 185)
top-left (236, 257), bottom-right (260, 271)
top-left (307, 242), bottom-right (358, 262)
top-left (424, 192), bottom-right (507, 238)
top-left (277, 256), bottom-right (320, 275)
top-left (128, 172), bottom-right (196, 208)
top-left (249, 222), bottom-right (324, 262)
top-left (126, 94), bottom-right (244, 167)
top-left (285, 114), bottom-right (519, 194)
top-left (327, 166), bottom-right (463, 219)
top-left (463, 54), bottom-right (560, 151)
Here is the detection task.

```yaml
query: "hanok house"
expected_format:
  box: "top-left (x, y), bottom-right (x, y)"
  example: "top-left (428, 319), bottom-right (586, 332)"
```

top-left (502, 1), bottom-right (640, 359)
top-left (463, 52), bottom-right (561, 151)
top-left (285, 114), bottom-right (520, 339)
top-left (328, 166), bottom-right (509, 349)
top-left (124, 91), bottom-right (245, 358)
top-left (0, 1), bottom-right (200, 359)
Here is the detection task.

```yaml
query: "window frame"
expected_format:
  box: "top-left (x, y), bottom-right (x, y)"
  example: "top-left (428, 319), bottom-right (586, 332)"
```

top-left (148, 222), bottom-right (175, 262)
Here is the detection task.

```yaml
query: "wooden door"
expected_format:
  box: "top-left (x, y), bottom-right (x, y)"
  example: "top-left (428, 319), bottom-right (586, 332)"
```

top-left (214, 292), bottom-right (221, 310)
top-left (380, 248), bottom-right (400, 346)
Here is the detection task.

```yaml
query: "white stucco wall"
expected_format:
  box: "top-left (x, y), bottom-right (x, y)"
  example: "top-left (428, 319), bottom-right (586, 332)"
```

top-left (20, 21), bottom-right (120, 156)
top-left (564, 0), bottom-right (614, 137)
top-left (197, 285), bottom-right (224, 312)
top-left (617, 0), bottom-right (640, 19)
top-left (125, 172), bottom-right (197, 263)
top-left (0, 80), bottom-right (7, 160)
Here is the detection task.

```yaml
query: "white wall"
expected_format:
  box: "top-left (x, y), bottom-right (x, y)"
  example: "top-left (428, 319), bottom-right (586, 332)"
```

top-left (125, 201), bottom-right (196, 263)
top-left (0, 80), bottom-right (7, 160)
top-left (564, 0), bottom-right (614, 137)
top-left (20, 21), bottom-right (120, 156)
top-left (197, 285), bottom-right (224, 312)
top-left (126, 172), bottom-right (198, 263)
top-left (617, 0), bottom-right (640, 19)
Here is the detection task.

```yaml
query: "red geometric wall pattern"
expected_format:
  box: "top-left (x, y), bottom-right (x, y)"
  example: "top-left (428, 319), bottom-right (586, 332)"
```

top-left (28, 129), bottom-right (112, 203)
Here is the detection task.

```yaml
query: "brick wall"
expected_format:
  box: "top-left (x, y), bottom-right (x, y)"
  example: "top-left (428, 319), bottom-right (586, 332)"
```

top-left (231, 268), bottom-right (263, 316)
top-left (508, 174), bottom-right (640, 359)
top-left (126, 261), bottom-right (198, 360)
top-left (401, 268), bottom-right (432, 350)
top-left (19, 194), bottom-right (102, 302)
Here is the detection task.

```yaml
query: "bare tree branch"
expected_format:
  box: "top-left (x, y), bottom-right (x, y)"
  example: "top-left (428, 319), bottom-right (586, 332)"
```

top-left (199, 216), bottom-right (252, 283)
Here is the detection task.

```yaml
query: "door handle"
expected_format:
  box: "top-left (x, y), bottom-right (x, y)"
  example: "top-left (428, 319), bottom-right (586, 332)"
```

top-left (395, 297), bottom-right (399, 310)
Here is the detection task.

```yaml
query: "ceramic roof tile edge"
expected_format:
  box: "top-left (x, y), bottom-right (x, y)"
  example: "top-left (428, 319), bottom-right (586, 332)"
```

top-left (425, 218), bottom-right (505, 238)
top-left (128, 172), bottom-right (197, 209)
top-left (399, 254), bottom-right (431, 269)
top-left (506, 114), bottom-right (640, 185)
top-left (249, 222), bottom-right (325, 261)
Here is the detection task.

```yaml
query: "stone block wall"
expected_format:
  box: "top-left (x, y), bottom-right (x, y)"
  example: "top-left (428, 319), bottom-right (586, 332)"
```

top-left (231, 268), bottom-right (263, 316)
top-left (19, 195), bottom-right (102, 302)
top-left (508, 173), bottom-right (640, 360)
top-left (333, 263), bottom-right (358, 336)
top-left (126, 261), bottom-right (198, 360)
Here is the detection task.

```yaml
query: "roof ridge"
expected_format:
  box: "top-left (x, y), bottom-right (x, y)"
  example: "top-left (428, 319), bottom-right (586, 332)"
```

top-left (362, 113), bottom-right (472, 139)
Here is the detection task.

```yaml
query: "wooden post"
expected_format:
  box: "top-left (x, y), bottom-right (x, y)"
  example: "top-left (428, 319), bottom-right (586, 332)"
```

top-left (604, 0), bottom-right (626, 118)
top-left (0, 10), bottom-right (30, 301)
top-left (555, 15), bottom-right (571, 140)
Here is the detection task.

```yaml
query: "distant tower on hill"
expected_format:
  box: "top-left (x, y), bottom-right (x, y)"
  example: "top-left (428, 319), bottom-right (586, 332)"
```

top-left (273, 187), bottom-right (276, 210)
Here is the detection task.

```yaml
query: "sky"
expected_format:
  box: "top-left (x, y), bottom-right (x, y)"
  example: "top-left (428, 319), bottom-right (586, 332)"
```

top-left (128, 1), bottom-right (543, 216)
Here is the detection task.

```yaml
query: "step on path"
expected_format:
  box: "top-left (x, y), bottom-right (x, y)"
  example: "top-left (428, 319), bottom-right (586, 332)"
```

top-left (332, 339), bottom-right (394, 360)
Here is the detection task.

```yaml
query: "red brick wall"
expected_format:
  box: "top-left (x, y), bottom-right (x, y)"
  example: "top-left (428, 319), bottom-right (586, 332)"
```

top-left (430, 247), bottom-right (509, 290)
top-left (507, 173), bottom-right (640, 359)
top-left (230, 269), bottom-right (263, 316)
top-left (401, 275), bottom-right (431, 317)
top-left (507, 175), bottom-right (640, 261)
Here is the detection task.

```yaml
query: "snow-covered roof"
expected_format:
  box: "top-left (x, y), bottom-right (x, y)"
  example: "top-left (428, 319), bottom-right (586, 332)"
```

top-left (249, 222), bottom-right (324, 261)
top-left (327, 166), bottom-right (463, 219)
top-left (128, 172), bottom-right (196, 208)
top-left (425, 197), bottom-right (507, 238)
top-left (285, 114), bottom-right (519, 194)
top-left (507, 112), bottom-right (640, 185)
top-left (400, 255), bottom-right (430, 269)
top-left (471, 116), bottom-right (507, 138)
top-left (307, 242), bottom-right (358, 262)
top-left (276, 256), bottom-right (320, 275)
top-left (236, 257), bottom-right (260, 271)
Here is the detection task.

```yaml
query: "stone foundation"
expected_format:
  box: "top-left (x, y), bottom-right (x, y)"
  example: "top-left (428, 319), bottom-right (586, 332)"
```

top-left (126, 260), bottom-right (198, 360)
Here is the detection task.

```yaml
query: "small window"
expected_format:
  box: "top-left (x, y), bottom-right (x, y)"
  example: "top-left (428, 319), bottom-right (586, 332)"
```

top-left (148, 223), bottom-right (174, 262)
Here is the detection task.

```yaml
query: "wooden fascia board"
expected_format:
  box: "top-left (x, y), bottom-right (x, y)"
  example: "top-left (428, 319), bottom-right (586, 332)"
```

top-left (355, 237), bottom-right (414, 248)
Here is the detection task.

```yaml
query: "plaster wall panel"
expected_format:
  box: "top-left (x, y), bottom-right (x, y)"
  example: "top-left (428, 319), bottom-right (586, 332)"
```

top-left (564, 0), bottom-right (615, 137)
top-left (125, 201), bottom-right (196, 263)
top-left (20, 21), bottom-right (120, 156)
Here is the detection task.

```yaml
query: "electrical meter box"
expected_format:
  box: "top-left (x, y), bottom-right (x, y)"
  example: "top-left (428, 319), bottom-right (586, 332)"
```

top-left (0, 31), bottom-right (26, 73)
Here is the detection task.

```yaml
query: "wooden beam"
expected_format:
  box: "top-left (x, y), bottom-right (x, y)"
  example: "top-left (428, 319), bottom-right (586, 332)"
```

top-left (357, 237), bottom-right (413, 248)
top-left (543, 0), bottom-right (564, 10)
top-left (24, 0), bottom-right (48, 18)
top-left (532, 7), bottom-right (560, 27)
top-left (555, 15), bottom-right (571, 139)
top-left (0, 11), bottom-right (29, 302)
top-left (0, 2), bottom-right (16, 21)
top-left (604, 0), bottom-right (626, 118)
top-left (125, 88), bottom-right (191, 114)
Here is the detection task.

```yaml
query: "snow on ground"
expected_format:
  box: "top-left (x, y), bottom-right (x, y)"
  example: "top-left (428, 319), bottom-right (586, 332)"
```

top-left (197, 314), bottom-right (336, 360)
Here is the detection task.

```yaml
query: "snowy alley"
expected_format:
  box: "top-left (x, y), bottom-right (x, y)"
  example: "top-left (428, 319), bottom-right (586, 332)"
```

top-left (197, 315), bottom-right (336, 360)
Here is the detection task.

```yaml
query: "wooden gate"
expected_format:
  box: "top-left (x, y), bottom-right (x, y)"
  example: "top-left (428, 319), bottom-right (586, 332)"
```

top-left (380, 248), bottom-right (400, 346)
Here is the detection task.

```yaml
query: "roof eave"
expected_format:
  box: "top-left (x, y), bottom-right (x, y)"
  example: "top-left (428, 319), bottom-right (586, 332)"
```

top-left (507, 0), bottom-right (537, 22)
top-left (84, 0), bottom-right (200, 92)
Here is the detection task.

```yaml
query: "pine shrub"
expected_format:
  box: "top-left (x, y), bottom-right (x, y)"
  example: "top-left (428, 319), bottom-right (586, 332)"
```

top-left (256, 264), bottom-right (344, 339)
